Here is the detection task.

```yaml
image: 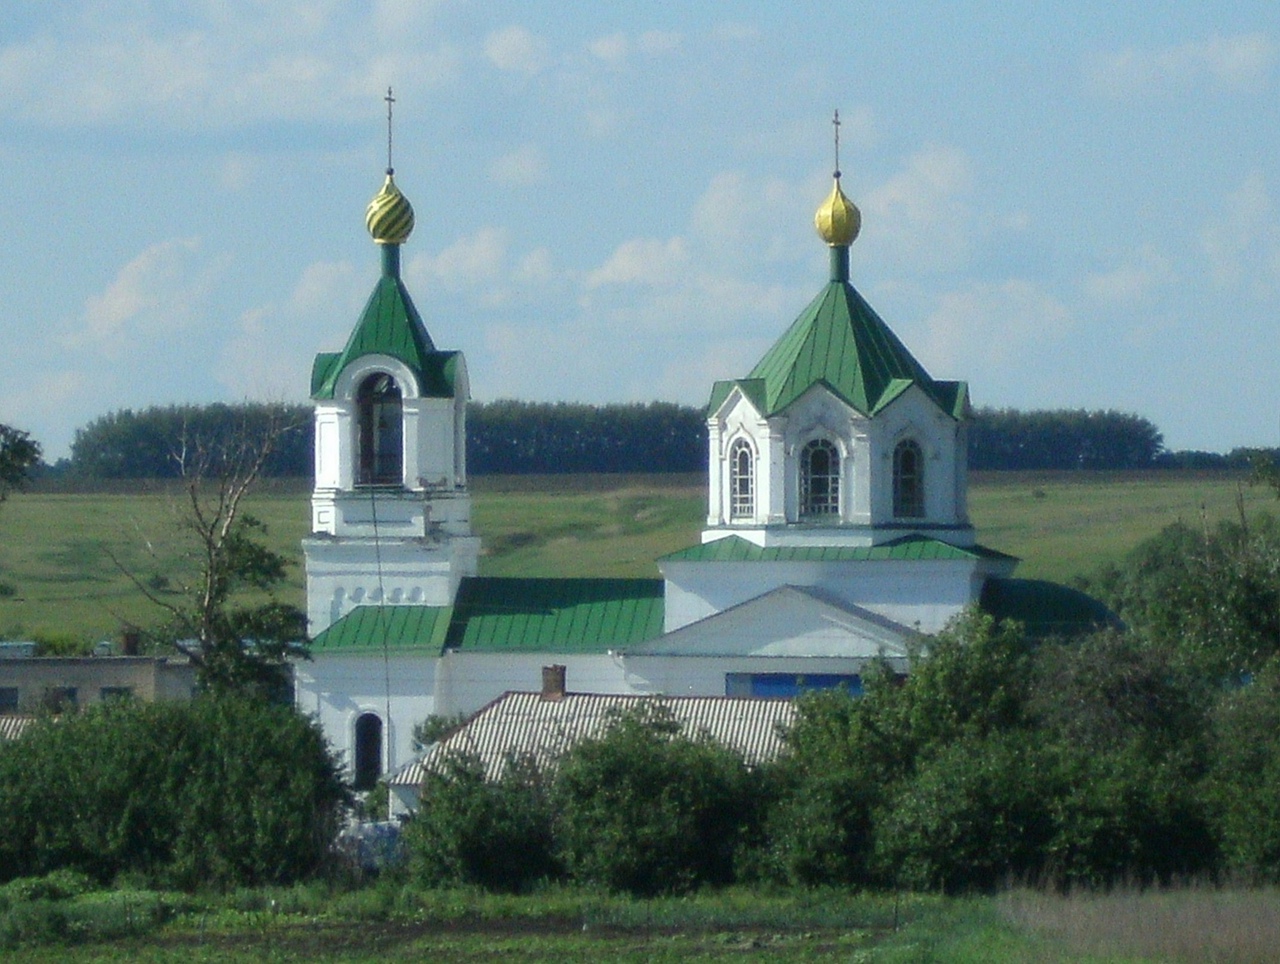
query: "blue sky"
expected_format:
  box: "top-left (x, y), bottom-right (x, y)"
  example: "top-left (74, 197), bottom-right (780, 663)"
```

top-left (2, 2), bottom-right (1279, 459)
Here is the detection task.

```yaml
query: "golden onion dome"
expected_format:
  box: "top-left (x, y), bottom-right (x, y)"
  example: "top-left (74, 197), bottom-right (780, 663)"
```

top-left (814, 177), bottom-right (861, 247)
top-left (365, 172), bottom-right (415, 245)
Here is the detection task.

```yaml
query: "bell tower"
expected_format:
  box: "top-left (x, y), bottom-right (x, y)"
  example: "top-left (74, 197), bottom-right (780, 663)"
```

top-left (303, 91), bottom-right (479, 634)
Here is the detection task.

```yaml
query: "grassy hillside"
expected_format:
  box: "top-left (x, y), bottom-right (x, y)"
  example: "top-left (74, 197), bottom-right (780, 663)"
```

top-left (0, 471), bottom-right (1274, 646)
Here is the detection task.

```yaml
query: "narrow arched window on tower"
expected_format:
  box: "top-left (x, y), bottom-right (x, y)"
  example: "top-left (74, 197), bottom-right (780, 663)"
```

top-left (353, 712), bottom-right (383, 791)
top-left (356, 373), bottom-right (403, 485)
top-left (893, 439), bottom-right (925, 518)
top-left (729, 438), bottom-right (755, 520)
top-left (800, 439), bottom-right (840, 518)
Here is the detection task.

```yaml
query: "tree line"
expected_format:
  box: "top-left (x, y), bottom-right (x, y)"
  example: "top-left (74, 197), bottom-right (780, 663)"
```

top-left (30, 401), bottom-right (1271, 480)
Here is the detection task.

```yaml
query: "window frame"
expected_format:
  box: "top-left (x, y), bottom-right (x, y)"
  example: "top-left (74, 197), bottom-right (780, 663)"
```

top-left (799, 438), bottom-right (841, 519)
top-left (728, 437), bottom-right (755, 521)
top-left (893, 438), bottom-right (925, 518)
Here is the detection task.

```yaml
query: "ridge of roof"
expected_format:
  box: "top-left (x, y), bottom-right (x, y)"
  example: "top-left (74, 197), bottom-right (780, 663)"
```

top-left (659, 534), bottom-right (1015, 564)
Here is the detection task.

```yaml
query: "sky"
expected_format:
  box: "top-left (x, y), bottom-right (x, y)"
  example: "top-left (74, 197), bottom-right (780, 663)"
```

top-left (2, 2), bottom-right (1279, 460)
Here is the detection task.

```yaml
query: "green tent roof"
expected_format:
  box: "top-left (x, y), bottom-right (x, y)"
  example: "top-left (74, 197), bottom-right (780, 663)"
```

top-left (659, 534), bottom-right (1016, 564)
top-left (311, 246), bottom-right (461, 400)
top-left (711, 248), bottom-right (966, 420)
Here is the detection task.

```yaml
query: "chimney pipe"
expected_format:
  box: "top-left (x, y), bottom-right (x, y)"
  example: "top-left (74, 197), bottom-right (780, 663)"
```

top-left (541, 664), bottom-right (567, 701)
top-left (121, 630), bottom-right (140, 657)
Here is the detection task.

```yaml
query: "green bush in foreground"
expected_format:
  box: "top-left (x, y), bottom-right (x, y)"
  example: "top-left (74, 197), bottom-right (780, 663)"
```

top-left (404, 754), bottom-right (558, 893)
top-left (0, 696), bottom-right (349, 889)
top-left (553, 704), bottom-right (760, 896)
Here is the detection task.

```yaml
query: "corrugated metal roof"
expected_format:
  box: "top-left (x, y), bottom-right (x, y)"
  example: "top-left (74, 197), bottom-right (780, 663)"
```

top-left (446, 578), bottom-right (664, 654)
top-left (389, 692), bottom-right (796, 786)
top-left (660, 534), bottom-right (1016, 564)
top-left (0, 715), bottom-right (36, 741)
top-left (712, 273), bottom-right (967, 420)
top-left (310, 605), bottom-right (452, 652)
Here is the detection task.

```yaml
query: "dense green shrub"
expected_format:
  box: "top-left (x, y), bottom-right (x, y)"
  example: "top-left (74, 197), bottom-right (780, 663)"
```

top-left (1205, 657), bottom-right (1280, 882)
top-left (404, 754), bottom-right (558, 893)
top-left (874, 731), bottom-right (1056, 893)
top-left (0, 696), bottom-right (348, 889)
top-left (554, 704), bottom-right (759, 896)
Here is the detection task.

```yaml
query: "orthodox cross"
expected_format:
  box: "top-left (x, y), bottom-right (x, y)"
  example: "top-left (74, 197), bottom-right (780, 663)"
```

top-left (832, 109), bottom-right (841, 180)
top-left (385, 87), bottom-right (396, 175)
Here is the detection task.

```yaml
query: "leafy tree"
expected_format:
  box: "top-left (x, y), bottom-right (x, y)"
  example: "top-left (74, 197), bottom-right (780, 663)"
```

top-left (121, 410), bottom-right (308, 694)
top-left (553, 703), bottom-right (758, 896)
top-left (69, 403), bottom-right (311, 479)
top-left (0, 695), bottom-right (348, 888)
top-left (0, 424), bottom-right (40, 503)
top-left (968, 407), bottom-right (1163, 470)
top-left (404, 753), bottom-right (558, 892)
top-left (1205, 657), bottom-right (1280, 882)
top-left (1087, 516), bottom-right (1280, 677)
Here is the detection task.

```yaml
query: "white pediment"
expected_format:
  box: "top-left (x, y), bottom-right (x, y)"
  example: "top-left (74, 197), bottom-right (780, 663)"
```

top-left (632, 585), bottom-right (917, 659)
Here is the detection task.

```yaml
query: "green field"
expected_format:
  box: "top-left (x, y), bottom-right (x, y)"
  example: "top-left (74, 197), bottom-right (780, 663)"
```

top-left (0, 471), bottom-right (1274, 646)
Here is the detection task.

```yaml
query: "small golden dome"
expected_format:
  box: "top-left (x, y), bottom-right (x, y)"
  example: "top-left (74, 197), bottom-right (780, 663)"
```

top-left (814, 177), bottom-right (861, 247)
top-left (365, 173), bottom-right (415, 245)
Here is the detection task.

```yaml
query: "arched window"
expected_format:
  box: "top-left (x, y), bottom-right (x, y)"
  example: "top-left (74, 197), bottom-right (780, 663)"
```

top-left (353, 712), bottom-right (383, 791)
top-left (729, 438), bottom-right (755, 520)
top-left (356, 373), bottom-right (402, 485)
top-left (800, 439), bottom-right (840, 518)
top-left (893, 439), bottom-right (925, 518)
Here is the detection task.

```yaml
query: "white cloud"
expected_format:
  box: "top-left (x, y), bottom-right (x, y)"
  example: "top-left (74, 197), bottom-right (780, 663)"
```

top-left (916, 280), bottom-right (1074, 375)
top-left (408, 228), bottom-right (510, 293)
top-left (1086, 33), bottom-right (1275, 98)
top-left (66, 238), bottom-right (212, 350)
top-left (1201, 172), bottom-right (1280, 294)
top-left (586, 237), bottom-right (690, 288)
top-left (484, 25), bottom-right (547, 75)
top-left (491, 143), bottom-right (547, 186)
top-left (516, 248), bottom-right (555, 284)
top-left (218, 260), bottom-right (363, 400)
top-left (0, 7), bottom-right (460, 129)
top-left (1083, 245), bottom-right (1174, 304)
top-left (863, 146), bottom-right (975, 273)
top-left (587, 32), bottom-right (629, 65)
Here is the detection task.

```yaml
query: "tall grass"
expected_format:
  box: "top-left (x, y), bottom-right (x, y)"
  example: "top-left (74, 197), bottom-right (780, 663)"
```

top-left (1001, 885), bottom-right (1280, 962)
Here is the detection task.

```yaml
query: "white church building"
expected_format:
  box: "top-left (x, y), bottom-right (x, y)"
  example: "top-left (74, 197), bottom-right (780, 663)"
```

top-left (293, 140), bottom-right (1111, 792)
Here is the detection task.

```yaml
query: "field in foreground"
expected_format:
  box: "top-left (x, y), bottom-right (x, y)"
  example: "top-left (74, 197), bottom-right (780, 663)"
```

top-left (4, 883), bottom-right (1280, 963)
top-left (0, 470), bottom-right (1274, 645)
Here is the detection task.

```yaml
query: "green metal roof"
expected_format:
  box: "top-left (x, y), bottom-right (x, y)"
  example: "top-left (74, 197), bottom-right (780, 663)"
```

top-left (311, 246), bottom-right (460, 400)
top-left (310, 605), bottom-right (452, 653)
top-left (446, 577), bottom-right (665, 654)
top-left (979, 577), bottom-right (1121, 639)
top-left (659, 534), bottom-right (1016, 564)
top-left (712, 248), bottom-right (966, 420)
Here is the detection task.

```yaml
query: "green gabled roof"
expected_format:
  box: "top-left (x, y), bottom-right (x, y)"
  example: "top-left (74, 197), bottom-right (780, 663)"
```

top-left (660, 534), bottom-right (1016, 564)
top-left (979, 577), bottom-right (1121, 639)
top-left (310, 605), bottom-right (453, 653)
top-left (446, 577), bottom-right (665, 654)
top-left (719, 250), bottom-right (966, 420)
top-left (311, 250), bottom-right (460, 400)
